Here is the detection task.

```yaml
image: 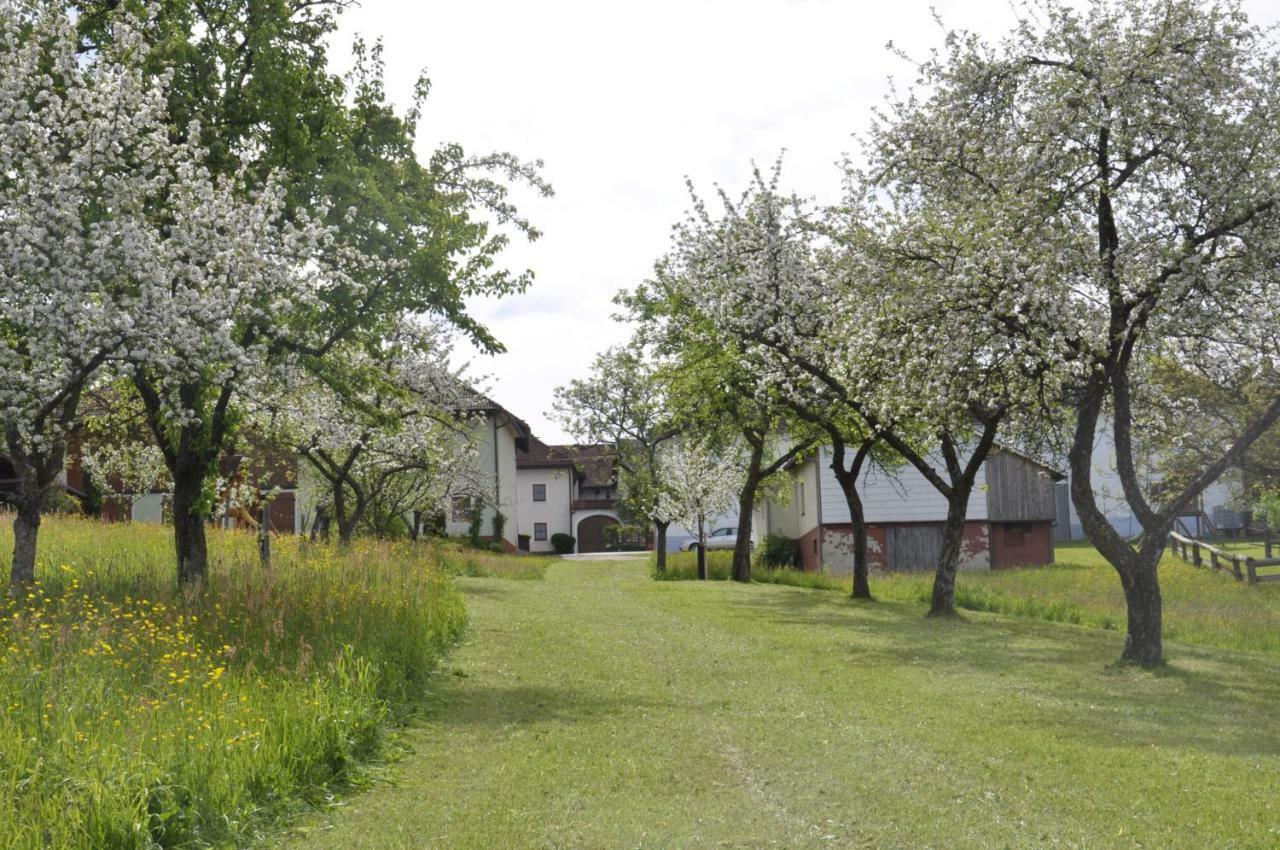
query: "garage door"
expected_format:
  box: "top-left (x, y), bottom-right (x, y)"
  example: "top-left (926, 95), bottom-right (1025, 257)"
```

top-left (577, 515), bottom-right (619, 554)
top-left (887, 525), bottom-right (944, 572)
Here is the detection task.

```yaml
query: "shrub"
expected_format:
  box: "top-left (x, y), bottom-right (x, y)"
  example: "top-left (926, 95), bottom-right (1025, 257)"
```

top-left (0, 514), bottom-right (468, 849)
top-left (467, 500), bottom-right (484, 547)
top-left (550, 532), bottom-right (575, 554)
top-left (653, 550), bottom-right (848, 590)
top-left (491, 510), bottom-right (507, 544)
top-left (758, 534), bottom-right (799, 568)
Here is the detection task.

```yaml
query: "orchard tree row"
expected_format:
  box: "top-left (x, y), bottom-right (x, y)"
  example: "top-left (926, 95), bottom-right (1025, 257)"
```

top-left (555, 0), bottom-right (1280, 667)
top-left (0, 2), bottom-right (549, 584)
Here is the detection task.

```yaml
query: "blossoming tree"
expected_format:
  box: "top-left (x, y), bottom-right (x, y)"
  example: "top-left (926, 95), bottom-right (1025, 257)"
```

top-left (67, 1), bottom-right (549, 583)
top-left (0, 7), bottom-right (190, 584)
top-left (870, 0), bottom-right (1280, 664)
top-left (656, 436), bottom-right (742, 580)
top-left (659, 165), bottom-right (1047, 613)
top-left (618, 204), bottom-right (819, 584)
top-left (270, 324), bottom-right (484, 544)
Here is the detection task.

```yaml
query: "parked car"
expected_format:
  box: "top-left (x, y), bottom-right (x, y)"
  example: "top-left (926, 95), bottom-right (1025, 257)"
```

top-left (682, 527), bottom-right (739, 551)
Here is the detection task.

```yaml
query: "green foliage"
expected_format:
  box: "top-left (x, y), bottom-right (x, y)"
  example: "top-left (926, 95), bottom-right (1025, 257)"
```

top-left (75, 2), bottom-right (551, 352)
top-left (756, 533), bottom-right (799, 568)
top-left (0, 514), bottom-right (468, 849)
top-left (42, 488), bottom-right (83, 516)
top-left (552, 345), bottom-right (677, 527)
top-left (467, 500), bottom-right (484, 548)
top-left (491, 510), bottom-right (507, 545)
top-left (1257, 488), bottom-right (1280, 529)
top-left (419, 510), bottom-right (447, 538)
top-left (550, 532), bottom-right (576, 554)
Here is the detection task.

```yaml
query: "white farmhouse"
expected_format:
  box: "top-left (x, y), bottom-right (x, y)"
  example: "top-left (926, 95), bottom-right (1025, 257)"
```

top-left (515, 438), bottom-right (631, 553)
top-left (442, 394), bottom-right (532, 552)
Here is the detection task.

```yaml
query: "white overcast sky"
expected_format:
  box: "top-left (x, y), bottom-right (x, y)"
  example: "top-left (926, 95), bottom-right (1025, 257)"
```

top-left (330, 0), bottom-right (1280, 444)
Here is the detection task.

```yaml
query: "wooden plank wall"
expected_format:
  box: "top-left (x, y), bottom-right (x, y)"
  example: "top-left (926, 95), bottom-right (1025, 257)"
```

top-left (888, 525), bottom-right (944, 571)
top-left (986, 451), bottom-right (1057, 522)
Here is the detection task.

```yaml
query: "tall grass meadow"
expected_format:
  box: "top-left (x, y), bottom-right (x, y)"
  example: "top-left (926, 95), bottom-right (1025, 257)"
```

top-left (0, 514), bottom-right (474, 848)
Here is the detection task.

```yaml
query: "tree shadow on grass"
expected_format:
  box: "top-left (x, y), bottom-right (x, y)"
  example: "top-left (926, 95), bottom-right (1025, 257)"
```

top-left (455, 582), bottom-right (515, 599)
top-left (724, 586), bottom-right (1280, 760)
top-left (431, 682), bottom-right (673, 729)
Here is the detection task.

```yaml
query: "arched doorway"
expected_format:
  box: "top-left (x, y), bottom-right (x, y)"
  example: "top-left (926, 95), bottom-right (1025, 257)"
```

top-left (577, 514), bottom-right (620, 554)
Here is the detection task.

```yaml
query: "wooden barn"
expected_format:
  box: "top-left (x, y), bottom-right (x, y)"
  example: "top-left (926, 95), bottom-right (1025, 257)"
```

top-left (755, 445), bottom-right (1064, 573)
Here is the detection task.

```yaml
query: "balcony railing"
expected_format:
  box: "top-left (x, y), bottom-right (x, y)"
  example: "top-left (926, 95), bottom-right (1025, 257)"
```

top-left (572, 499), bottom-right (616, 510)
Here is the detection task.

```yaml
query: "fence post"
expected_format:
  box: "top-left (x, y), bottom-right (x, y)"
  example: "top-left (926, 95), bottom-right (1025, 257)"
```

top-left (1192, 542), bottom-right (1202, 567)
top-left (1247, 557), bottom-right (1258, 584)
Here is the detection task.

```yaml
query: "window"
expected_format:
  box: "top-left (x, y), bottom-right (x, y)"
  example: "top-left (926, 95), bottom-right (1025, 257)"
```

top-left (1006, 523), bottom-right (1029, 546)
top-left (451, 495), bottom-right (471, 522)
top-left (534, 523), bottom-right (548, 541)
top-left (532, 483), bottom-right (546, 502)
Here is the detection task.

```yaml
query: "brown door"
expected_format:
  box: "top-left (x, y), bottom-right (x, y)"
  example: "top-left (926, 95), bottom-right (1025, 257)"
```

top-left (887, 524), bottom-right (944, 572)
top-left (577, 515), bottom-right (618, 553)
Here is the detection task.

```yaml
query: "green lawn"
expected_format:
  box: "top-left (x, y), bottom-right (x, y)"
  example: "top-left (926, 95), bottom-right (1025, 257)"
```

top-left (658, 542), bottom-right (1280, 658)
top-left (285, 558), bottom-right (1280, 850)
top-left (874, 541), bottom-right (1280, 657)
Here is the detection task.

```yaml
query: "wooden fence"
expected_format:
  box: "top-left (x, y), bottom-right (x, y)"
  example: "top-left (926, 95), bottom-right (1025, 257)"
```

top-left (1169, 532), bottom-right (1280, 584)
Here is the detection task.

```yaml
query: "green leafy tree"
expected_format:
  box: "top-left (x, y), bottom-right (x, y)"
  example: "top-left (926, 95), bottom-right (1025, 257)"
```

top-left (71, 1), bottom-right (550, 582)
top-left (553, 346), bottom-right (680, 571)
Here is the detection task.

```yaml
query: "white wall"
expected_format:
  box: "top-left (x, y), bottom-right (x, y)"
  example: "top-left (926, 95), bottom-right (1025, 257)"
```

top-left (817, 445), bottom-right (988, 525)
top-left (517, 467), bottom-right (572, 552)
top-left (494, 422), bottom-right (519, 548)
top-left (444, 413), bottom-right (520, 548)
top-left (1064, 428), bottom-right (1245, 539)
top-left (131, 494), bottom-right (165, 524)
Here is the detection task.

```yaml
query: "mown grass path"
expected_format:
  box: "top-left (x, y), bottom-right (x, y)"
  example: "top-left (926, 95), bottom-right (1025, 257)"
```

top-left (288, 560), bottom-right (1280, 849)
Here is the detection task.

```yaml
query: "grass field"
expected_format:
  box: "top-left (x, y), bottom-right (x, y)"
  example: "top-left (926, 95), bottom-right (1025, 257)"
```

top-left (657, 542), bottom-right (1280, 658)
top-left (286, 558), bottom-right (1280, 849)
top-left (0, 514), bottom-right (529, 849)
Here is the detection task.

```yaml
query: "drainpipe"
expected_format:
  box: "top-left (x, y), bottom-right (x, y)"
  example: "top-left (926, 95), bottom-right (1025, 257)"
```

top-left (493, 415), bottom-right (501, 543)
top-left (814, 447), bottom-right (824, 557)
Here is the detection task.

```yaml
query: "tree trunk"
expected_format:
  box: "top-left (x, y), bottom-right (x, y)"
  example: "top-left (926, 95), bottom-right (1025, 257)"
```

top-left (1118, 558), bottom-right (1164, 666)
top-left (310, 505), bottom-right (330, 543)
top-left (848, 490), bottom-right (872, 600)
top-left (10, 504), bottom-right (40, 587)
top-left (928, 491), bottom-right (971, 616)
top-left (337, 516), bottom-right (358, 546)
top-left (171, 472), bottom-right (209, 586)
top-left (654, 521), bottom-right (669, 573)
top-left (732, 452), bottom-right (763, 582)
top-left (410, 510), bottom-right (422, 542)
top-left (828, 436), bottom-right (874, 601)
top-left (696, 515), bottom-right (707, 580)
top-left (258, 501), bottom-right (271, 569)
